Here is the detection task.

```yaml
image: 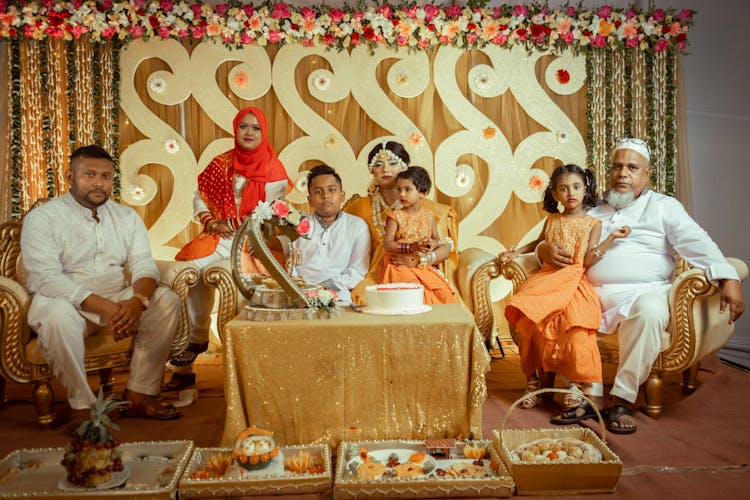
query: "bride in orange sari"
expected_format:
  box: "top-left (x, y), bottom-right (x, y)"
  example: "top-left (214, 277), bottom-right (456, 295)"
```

top-left (167, 107), bottom-right (290, 391)
top-left (343, 141), bottom-right (459, 305)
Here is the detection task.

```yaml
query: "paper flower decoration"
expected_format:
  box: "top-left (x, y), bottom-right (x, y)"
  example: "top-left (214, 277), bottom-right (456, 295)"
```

top-left (482, 126), bottom-right (497, 139)
top-left (556, 69), bottom-right (571, 84)
top-left (164, 139), bottom-right (179, 154)
top-left (408, 132), bottom-right (423, 148)
top-left (129, 185), bottom-right (146, 201)
top-left (324, 134), bottom-right (339, 150)
top-left (148, 76), bottom-right (166, 94)
top-left (232, 70), bottom-right (248, 88)
top-left (313, 75), bottom-right (331, 91)
top-left (529, 175), bottom-right (545, 191)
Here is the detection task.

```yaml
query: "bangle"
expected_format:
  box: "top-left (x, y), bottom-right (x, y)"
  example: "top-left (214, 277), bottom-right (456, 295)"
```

top-left (429, 251), bottom-right (436, 264)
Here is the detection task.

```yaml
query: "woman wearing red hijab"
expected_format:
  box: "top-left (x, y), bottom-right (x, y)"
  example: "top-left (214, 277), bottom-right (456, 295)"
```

top-left (167, 107), bottom-right (290, 391)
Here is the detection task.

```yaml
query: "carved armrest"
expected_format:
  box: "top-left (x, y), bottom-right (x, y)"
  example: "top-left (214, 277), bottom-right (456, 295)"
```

top-left (0, 276), bottom-right (33, 384)
top-left (662, 257), bottom-right (748, 373)
top-left (457, 248), bottom-right (500, 342)
top-left (501, 253), bottom-right (540, 294)
top-left (155, 260), bottom-right (200, 357)
top-left (203, 259), bottom-right (240, 343)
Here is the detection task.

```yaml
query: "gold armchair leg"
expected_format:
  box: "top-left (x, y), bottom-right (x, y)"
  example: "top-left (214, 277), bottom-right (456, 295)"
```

top-left (33, 380), bottom-right (55, 429)
top-left (681, 362), bottom-right (701, 394)
top-left (643, 371), bottom-right (664, 419)
top-left (0, 377), bottom-right (5, 407)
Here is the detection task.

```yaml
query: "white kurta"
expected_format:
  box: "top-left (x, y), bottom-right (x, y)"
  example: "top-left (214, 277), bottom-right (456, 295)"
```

top-left (587, 190), bottom-right (739, 333)
top-left (292, 212), bottom-right (371, 304)
top-left (21, 192), bottom-right (178, 408)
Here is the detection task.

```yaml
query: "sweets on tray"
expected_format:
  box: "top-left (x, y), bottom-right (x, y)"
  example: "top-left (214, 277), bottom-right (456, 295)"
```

top-left (510, 437), bottom-right (603, 464)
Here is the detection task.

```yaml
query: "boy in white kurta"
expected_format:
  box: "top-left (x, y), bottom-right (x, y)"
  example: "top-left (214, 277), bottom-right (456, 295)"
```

top-left (292, 165), bottom-right (370, 304)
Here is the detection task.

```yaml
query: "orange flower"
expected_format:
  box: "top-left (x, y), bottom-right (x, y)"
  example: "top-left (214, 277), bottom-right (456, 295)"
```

top-left (483, 22), bottom-right (499, 39)
top-left (446, 21), bottom-right (461, 37)
top-left (232, 70), bottom-right (248, 88)
top-left (207, 23), bottom-right (221, 36)
top-left (408, 132), bottom-right (423, 146)
top-left (529, 175), bottom-right (544, 190)
top-left (622, 24), bottom-right (637, 38)
top-left (483, 126), bottom-right (496, 139)
top-left (598, 20), bottom-right (614, 37)
top-left (302, 17), bottom-right (317, 32)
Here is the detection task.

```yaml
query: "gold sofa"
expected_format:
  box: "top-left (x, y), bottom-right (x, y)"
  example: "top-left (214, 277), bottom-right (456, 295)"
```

top-left (491, 252), bottom-right (748, 418)
top-left (0, 217), bottom-right (199, 427)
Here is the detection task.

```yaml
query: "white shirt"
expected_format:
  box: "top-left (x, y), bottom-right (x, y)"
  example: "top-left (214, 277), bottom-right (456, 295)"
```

top-left (587, 190), bottom-right (739, 332)
top-left (292, 212), bottom-right (370, 304)
top-left (20, 191), bottom-right (160, 310)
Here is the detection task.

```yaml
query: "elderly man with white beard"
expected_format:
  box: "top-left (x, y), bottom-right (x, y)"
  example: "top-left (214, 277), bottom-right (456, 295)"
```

top-left (539, 138), bottom-right (745, 434)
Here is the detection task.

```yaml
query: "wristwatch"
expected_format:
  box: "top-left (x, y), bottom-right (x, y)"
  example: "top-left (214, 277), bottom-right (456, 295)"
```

top-left (132, 293), bottom-right (150, 310)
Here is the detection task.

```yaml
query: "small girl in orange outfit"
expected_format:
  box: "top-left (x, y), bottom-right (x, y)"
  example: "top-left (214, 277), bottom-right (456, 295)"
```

top-left (500, 164), bottom-right (630, 423)
top-left (380, 166), bottom-right (456, 304)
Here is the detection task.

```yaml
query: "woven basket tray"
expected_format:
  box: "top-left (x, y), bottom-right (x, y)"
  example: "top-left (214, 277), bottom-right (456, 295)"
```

top-left (493, 388), bottom-right (622, 496)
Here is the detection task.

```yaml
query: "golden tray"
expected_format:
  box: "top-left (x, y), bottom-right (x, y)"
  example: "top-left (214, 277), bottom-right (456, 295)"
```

top-left (333, 439), bottom-right (514, 499)
top-left (493, 388), bottom-right (622, 495)
top-left (0, 440), bottom-right (193, 499)
top-left (178, 444), bottom-right (332, 498)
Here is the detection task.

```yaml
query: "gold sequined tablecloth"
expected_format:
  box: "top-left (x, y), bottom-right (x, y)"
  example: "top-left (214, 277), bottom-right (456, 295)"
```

top-left (221, 304), bottom-right (491, 450)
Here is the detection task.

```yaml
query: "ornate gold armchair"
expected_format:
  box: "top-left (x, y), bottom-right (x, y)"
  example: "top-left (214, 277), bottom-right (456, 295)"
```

top-left (490, 252), bottom-right (748, 418)
top-left (0, 218), bottom-right (199, 427)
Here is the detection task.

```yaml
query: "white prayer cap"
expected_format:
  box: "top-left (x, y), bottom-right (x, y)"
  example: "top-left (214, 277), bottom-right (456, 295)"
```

top-left (613, 137), bottom-right (650, 162)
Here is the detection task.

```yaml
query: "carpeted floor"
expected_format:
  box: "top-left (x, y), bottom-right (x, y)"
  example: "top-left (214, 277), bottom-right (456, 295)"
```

top-left (0, 348), bottom-right (748, 499)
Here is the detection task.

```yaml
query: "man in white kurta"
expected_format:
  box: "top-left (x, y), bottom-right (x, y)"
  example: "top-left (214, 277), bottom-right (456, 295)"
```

top-left (292, 165), bottom-right (371, 304)
top-left (20, 145), bottom-right (181, 420)
top-left (541, 138), bottom-right (744, 434)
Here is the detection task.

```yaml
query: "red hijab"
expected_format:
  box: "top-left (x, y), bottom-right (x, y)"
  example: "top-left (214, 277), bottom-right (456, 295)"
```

top-left (231, 107), bottom-right (290, 216)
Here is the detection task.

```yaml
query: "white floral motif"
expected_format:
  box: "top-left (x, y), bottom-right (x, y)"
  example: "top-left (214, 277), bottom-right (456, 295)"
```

top-left (148, 76), bottom-right (166, 94)
top-left (473, 72), bottom-right (491, 91)
top-left (252, 200), bottom-right (275, 222)
top-left (314, 75), bottom-right (331, 91)
top-left (129, 185), bottom-right (146, 201)
top-left (164, 139), bottom-right (179, 154)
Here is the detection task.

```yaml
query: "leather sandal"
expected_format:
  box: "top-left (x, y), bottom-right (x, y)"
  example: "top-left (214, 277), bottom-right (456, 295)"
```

top-left (163, 372), bottom-right (196, 392)
top-left (121, 395), bottom-right (181, 420)
top-left (605, 404), bottom-right (637, 434)
top-left (550, 400), bottom-right (597, 425)
top-left (170, 342), bottom-right (209, 367)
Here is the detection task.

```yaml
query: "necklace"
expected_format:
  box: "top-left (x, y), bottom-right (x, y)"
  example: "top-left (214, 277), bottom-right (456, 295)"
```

top-left (369, 183), bottom-right (402, 239)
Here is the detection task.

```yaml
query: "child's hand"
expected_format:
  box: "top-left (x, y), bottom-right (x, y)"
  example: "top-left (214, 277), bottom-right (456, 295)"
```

top-left (612, 226), bottom-right (632, 239)
top-left (499, 250), bottom-right (518, 264)
top-left (418, 238), bottom-right (436, 252)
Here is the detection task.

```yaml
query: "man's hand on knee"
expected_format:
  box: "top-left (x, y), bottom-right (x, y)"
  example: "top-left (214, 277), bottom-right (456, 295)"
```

top-left (720, 279), bottom-right (745, 323)
top-left (110, 298), bottom-right (145, 340)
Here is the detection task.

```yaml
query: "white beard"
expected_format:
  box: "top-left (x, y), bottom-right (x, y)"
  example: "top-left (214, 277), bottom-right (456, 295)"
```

top-left (604, 189), bottom-right (636, 211)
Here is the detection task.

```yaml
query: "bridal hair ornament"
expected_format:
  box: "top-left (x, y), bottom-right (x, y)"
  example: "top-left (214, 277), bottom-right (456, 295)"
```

top-left (613, 137), bottom-right (651, 162)
top-left (368, 142), bottom-right (408, 172)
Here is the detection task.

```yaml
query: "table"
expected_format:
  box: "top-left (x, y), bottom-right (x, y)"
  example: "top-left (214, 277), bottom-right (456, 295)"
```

top-left (220, 304), bottom-right (491, 450)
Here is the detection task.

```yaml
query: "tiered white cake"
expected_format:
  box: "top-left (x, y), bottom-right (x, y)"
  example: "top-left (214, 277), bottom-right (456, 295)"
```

top-left (363, 283), bottom-right (429, 315)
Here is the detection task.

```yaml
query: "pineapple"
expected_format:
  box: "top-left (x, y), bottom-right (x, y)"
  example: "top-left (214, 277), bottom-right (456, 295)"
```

top-left (61, 389), bottom-right (129, 487)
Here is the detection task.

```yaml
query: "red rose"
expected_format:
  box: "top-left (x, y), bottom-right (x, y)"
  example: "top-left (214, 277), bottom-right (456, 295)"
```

top-left (556, 69), bottom-right (570, 85)
top-left (364, 26), bottom-right (375, 40)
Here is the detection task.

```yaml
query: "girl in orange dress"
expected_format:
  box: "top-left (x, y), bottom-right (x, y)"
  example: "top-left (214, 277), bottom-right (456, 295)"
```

top-left (500, 164), bottom-right (630, 423)
top-left (380, 166), bottom-right (456, 304)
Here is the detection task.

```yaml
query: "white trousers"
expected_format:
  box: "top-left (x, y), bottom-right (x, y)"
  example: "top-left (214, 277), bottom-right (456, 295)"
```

top-left (609, 285), bottom-right (671, 403)
top-left (28, 286), bottom-right (180, 409)
top-left (186, 237), bottom-right (233, 346)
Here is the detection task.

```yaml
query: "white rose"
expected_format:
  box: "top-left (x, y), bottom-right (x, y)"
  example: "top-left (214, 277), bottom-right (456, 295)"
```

top-left (286, 210), bottom-right (301, 225)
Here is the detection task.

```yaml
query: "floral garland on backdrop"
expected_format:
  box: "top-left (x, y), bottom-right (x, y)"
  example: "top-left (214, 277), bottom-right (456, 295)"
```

top-left (2, 2), bottom-right (691, 218)
top-left (0, 1), bottom-right (694, 53)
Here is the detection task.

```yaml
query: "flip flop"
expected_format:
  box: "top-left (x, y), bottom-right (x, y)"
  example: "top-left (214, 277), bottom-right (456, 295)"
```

top-left (121, 396), bottom-right (181, 421)
top-left (550, 400), bottom-right (597, 425)
top-left (605, 404), bottom-right (637, 434)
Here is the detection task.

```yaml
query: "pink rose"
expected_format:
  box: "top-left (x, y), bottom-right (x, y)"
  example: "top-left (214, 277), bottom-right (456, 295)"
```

top-left (160, 0), bottom-right (173, 12)
top-left (626, 37), bottom-right (639, 48)
top-left (158, 26), bottom-right (170, 38)
top-left (377, 5), bottom-right (392, 19)
top-left (417, 37), bottom-right (429, 49)
top-left (466, 32), bottom-right (478, 44)
top-left (190, 26), bottom-right (205, 39)
top-left (242, 5), bottom-right (254, 17)
top-left (677, 9), bottom-right (693, 23)
top-left (445, 4), bottom-right (461, 18)
top-left (190, 3), bottom-right (202, 18)
top-left (654, 39), bottom-right (668, 52)
top-left (652, 9), bottom-right (665, 22)
top-left (566, 6), bottom-right (576, 17)
top-left (625, 8), bottom-right (637, 20)
top-left (272, 200), bottom-right (290, 218)
top-left (423, 5), bottom-right (440, 22)
top-left (493, 32), bottom-right (508, 45)
top-left (296, 218), bottom-right (311, 237)
top-left (300, 6), bottom-right (316, 19)
top-left (329, 8), bottom-right (345, 23)
top-left (267, 30), bottom-right (283, 43)
top-left (512, 5), bottom-right (528, 18)
top-left (597, 6), bottom-right (612, 19)
top-left (272, 2), bottom-right (291, 19)
top-left (215, 4), bottom-right (228, 16)
top-left (129, 25), bottom-right (144, 38)
top-left (240, 32), bottom-right (253, 44)
top-left (562, 31), bottom-right (574, 44)
top-left (591, 34), bottom-right (607, 47)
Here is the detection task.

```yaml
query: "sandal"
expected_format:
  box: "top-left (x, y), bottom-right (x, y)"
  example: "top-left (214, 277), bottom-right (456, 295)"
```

top-left (163, 372), bottom-right (196, 392)
top-left (550, 400), bottom-right (597, 425)
top-left (563, 383), bottom-right (584, 409)
top-left (121, 394), bottom-right (181, 421)
top-left (605, 404), bottom-right (637, 435)
top-left (518, 376), bottom-right (541, 409)
top-left (488, 347), bottom-right (504, 360)
top-left (170, 342), bottom-right (209, 367)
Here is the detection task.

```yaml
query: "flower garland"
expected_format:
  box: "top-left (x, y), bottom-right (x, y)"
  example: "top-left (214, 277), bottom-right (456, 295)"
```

top-left (0, 2), bottom-right (694, 53)
top-left (252, 199), bottom-right (311, 238)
